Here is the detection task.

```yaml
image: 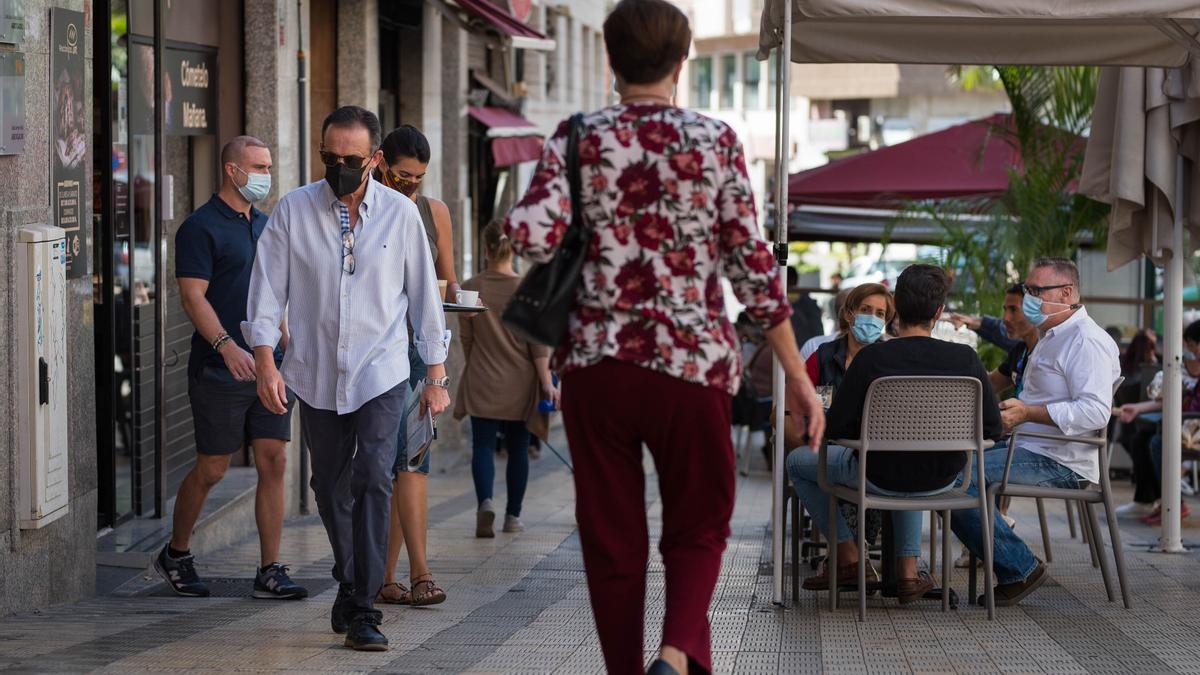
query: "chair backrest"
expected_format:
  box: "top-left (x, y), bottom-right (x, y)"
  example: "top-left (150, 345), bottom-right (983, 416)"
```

top-left (1099, 376), bottom-right (1126, 476)
top-left (860, 376), bottom-right (983, 453)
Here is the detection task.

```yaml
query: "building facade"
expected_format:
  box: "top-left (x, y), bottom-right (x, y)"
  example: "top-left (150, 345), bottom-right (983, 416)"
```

top-left (673, 0), bottom-right (1009, 226)
top-left (0, 0), bottom-right (594, 616)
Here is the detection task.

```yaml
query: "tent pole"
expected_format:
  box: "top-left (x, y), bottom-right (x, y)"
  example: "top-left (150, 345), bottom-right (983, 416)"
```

top-left (771, 0), bottom-right (793, 606)
top-left (1161, 155), bottom-right (1187, 553)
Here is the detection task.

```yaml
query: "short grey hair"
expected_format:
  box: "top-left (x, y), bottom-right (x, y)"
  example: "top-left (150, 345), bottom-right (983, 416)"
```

top-left (221, 135), bottom-right (268, 165)
top-left (1031, 256), bottom-right (1080, 287)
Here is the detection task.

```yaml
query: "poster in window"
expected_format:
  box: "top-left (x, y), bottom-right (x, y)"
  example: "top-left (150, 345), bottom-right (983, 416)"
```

top-left (51, 8), bottom-right (87, 278)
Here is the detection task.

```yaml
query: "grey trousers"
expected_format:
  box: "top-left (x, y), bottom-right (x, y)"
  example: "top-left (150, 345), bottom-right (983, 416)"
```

top-left (300, 382), bottom-right (406, 617)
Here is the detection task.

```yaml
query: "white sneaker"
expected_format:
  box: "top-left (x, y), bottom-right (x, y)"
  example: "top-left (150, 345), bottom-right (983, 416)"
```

top-left (1114, 501), bottom-right (1157, 517)
top-left (503, 515), bottom-right (525, 533)
top-left (1001, 513), bottom-right (1017, 530)
top-left (953, 545), bottom-right (981, 568)
top-left (476, 499), bottom-right (496, 538)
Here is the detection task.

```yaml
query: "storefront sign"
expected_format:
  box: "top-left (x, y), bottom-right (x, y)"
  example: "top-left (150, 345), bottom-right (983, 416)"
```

top-left (0, 0), bottom-right (24, 45)
top-left (50, 8), bottom-right (87, 278)
top-left (163, 48), bottom-right (216, 136)
top-left (0, 51), bottom-right (23, 155)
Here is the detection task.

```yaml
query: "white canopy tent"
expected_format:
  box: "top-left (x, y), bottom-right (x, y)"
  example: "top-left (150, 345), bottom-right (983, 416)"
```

top-left (759, 0), bottom-right (1200, 604)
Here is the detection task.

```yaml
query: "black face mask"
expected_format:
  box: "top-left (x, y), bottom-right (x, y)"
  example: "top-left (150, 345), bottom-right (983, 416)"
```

top-left (326, 162), bottom-right (369, 199)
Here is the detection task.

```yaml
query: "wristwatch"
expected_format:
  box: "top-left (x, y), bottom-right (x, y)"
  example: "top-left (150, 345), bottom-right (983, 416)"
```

top-left (423, 376), bottom-right (451, 389)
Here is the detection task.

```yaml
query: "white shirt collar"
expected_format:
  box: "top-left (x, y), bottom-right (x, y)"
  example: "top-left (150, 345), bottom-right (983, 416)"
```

top-left (1042, 305), bottom-right (1088, 339)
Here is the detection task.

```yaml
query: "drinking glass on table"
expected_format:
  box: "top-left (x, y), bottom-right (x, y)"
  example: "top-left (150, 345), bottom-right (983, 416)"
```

top-left (816, 385), bottom-right (835, 410)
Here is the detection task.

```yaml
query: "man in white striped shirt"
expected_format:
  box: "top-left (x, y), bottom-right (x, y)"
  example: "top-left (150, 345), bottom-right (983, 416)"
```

top-left (243, 106), bottom-right (450, 652)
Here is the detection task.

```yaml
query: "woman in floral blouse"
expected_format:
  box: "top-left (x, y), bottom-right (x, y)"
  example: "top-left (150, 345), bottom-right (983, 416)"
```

top-left (506, 1), bottom-right (824, 673)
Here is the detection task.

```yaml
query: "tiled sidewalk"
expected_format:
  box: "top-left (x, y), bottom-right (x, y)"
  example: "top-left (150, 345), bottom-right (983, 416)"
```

top-left (4, 448), bottom-right (1200, 673)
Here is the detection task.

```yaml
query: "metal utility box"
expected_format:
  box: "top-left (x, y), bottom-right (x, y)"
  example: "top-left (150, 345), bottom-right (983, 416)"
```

top-left (16, 224), bottom-right (69, 529)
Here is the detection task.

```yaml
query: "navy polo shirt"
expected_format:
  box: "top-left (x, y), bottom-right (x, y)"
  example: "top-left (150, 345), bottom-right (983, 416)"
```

top-left (175, 194), bottom-right (282, 377)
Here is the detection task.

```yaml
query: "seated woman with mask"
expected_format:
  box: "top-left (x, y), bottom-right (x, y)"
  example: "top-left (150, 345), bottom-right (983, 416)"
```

top-left (797, 283), bottom-right (894, 570)
top-left (805, 282), bottom-right (894, 390)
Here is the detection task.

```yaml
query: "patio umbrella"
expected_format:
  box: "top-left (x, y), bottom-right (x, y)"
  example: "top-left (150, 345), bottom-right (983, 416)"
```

top-left (758, 0), bottom-right (1200, 603)
top-left (1080, 63), bottom-right (1200, 551)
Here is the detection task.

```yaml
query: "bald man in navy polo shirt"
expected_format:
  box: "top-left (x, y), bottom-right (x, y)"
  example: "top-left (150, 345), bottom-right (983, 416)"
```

top-left (153, 136), bottom-right (306, 602)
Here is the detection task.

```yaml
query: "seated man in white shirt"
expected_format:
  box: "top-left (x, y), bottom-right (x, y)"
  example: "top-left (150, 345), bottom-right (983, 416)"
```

top-left (950, 256), bottom-right (1121, 606)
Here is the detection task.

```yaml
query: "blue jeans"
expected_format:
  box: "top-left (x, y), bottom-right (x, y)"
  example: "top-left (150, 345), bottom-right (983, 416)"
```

top-left (787, 445), bottom-right (953, 558)
top-left (470, 417), bottom-right (530, 517)
top-left (392, 343), bottom-right (431, 476)
top-left (949, 446), bottom-right (1083, 585)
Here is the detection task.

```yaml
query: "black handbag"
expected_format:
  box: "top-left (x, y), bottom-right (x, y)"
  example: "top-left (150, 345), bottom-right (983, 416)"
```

top-left (502, 113), bottom-right (590, 347)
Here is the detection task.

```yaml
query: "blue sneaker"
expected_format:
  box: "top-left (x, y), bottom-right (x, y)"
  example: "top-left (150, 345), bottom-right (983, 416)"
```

top-left (154, 545), bottom-right (210, 597)
top-left (253, 563), bottom-right (308, 600)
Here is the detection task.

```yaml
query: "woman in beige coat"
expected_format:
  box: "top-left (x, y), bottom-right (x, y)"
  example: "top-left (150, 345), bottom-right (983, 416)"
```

top-left (454, 221), bottom-right (559, 537)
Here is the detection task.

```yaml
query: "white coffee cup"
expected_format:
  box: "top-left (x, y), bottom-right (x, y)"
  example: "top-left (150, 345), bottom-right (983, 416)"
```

top-left (456, 290), bottom-right (480, 306)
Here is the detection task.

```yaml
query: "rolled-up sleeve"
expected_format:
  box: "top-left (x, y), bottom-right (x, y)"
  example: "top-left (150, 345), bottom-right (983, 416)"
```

top-left (242, 199), bottom-right (290, 349)
top-left (1045, 336), bottom-right (1116, 435)
top-left (716, 128), bottom-right (789, 330)
top-left (404, 206), bottom-right (450, 366)
top-left (505, 122), bottom-right (570, 265)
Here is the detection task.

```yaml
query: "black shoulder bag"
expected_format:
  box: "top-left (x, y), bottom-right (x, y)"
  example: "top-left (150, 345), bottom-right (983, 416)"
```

top-left (502, 113), bottom-right (591, 347)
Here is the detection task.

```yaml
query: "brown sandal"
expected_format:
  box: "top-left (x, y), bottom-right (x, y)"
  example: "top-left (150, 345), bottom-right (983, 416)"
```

top-left (376, 581), bottom-right (410, 604)
top-left (409, 574), bottom-right (447, 606)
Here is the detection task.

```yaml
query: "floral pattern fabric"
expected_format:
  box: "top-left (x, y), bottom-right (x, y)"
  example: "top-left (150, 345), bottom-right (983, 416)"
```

top-left (505, 104), bottom-right (789, 395)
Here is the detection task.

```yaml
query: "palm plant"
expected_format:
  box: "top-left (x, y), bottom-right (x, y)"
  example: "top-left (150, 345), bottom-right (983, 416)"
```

top-left (891, 66), bottom-right (1111, 317)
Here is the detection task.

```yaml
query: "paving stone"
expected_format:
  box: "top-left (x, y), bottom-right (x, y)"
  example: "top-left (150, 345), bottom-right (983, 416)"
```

top-left (2, 454), bottom-right (1200, 673)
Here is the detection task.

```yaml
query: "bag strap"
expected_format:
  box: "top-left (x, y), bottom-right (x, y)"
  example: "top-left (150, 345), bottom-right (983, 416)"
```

top-left (566, 112), bottom-right (586, 233)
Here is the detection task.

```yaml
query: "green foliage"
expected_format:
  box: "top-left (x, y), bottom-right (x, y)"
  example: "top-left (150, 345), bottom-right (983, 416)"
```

top-left (948, 66), bottom-right (1004, 92)
top-left (977, 341), bottom-right (1008, 373)
top-left (889, 66), bottom-right (1111, 319)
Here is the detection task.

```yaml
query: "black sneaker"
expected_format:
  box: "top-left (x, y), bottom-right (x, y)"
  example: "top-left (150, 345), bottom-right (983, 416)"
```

top-left (154, 544), bottom-right (210, 597)
top-left (331, 583), bottom-right (354, 634)
top-left (344, 612), bottom-right (388, 651)
top-left (253, 563), bottom-right (309, 600)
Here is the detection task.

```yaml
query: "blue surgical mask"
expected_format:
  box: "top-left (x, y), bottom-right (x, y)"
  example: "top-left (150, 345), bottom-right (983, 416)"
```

top-left (851, 314), bottom-right (885, 345)
top-left (1023, 293), bottom-right (1075, 327)
top-left (234, 165), bottom-right (271, 203)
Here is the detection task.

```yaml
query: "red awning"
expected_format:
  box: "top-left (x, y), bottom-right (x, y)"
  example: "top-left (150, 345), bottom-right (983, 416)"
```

top-left (451, 0), bottom-right (555, 51)
top-left (788, 114), bottom-right (1056, 208)
top-left (468, 106), bottom-right (545, 167)
top-left (492, 136), bottom-right (544, 167)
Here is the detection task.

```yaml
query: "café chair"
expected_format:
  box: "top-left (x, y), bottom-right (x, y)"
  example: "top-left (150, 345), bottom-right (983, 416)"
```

top-left (970, 378), bottom-right (1132, 609)
top-left (819, 376), bottom-right (995, 621)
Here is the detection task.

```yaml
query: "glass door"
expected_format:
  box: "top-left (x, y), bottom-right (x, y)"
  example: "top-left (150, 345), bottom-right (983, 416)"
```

top-left (94, 0), bottom-right (136, 529)
top-left (95, 0), bottom-right (164, 526)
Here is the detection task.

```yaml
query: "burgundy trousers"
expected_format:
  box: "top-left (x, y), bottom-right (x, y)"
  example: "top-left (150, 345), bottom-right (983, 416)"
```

top-left (562, 359), bottom-right (735, 675)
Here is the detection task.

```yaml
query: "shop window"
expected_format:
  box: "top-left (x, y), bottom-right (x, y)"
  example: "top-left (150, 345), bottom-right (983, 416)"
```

top-left (743, 52), bottom-right (761, 110)
top-left (720, 54), bottom-right (737, 110)
top-left (690, 56), bottom-right (713, 109)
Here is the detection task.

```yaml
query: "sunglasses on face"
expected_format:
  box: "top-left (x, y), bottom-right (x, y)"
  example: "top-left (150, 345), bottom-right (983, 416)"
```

top-left (320, 149), bottom-right (374, 170)
top-left (1022, 283), bottom-right (1072, 297)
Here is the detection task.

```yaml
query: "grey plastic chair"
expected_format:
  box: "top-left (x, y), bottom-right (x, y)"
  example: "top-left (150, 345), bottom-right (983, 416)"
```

top-left (818, 376), bottom-right (995, 621)
top-left (969, 377), bottom-right (1132, 609)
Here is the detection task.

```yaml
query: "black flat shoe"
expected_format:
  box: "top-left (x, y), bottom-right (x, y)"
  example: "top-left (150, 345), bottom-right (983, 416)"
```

top-left (344, 613), bottom-right (388, 651)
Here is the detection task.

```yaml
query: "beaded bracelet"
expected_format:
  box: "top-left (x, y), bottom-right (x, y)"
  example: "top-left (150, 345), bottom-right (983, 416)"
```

top-left (212, 334), bottom-right (233, 353)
